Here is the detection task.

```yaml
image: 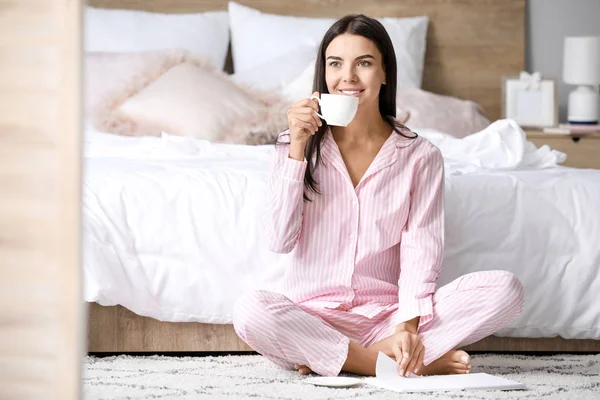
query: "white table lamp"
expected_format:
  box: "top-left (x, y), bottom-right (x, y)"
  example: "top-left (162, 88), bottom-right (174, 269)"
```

top-left (563, 36), bottom-right (600, 124)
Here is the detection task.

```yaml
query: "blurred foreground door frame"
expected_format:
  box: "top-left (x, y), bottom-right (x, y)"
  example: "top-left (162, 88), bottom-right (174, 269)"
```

top-left (0, 0), bottom-right (83, 399)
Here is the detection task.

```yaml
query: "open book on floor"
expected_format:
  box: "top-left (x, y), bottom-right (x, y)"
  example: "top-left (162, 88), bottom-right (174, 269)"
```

top-left (364, 352), bottom-right (527, 393)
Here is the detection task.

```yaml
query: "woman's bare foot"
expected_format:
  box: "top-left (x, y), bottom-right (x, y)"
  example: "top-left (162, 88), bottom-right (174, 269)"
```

top-left (294, 364), bottom-right (313, 375)
top-left (416, 350), bottom-right (471, 376)
top-left (294, 341), bottom-right (377, 376)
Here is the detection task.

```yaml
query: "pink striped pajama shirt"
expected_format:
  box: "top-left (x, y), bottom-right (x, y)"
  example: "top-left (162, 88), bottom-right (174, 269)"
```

top-left (233, 126), bottom-right (524, 376)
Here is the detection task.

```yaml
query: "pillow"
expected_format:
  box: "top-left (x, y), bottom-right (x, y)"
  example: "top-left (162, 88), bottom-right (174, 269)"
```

top-left (282, 60), bottom-right (317, 101)
top-left (228, 1), bottom-right (428, 88)
top-left (85, 6), bottom-right (229, 69)
top-left (85, 51), bottom-right (186, 122)
top-left (231, 45), bottom-right (319, 92)
top-left (396, 87), bottom-right (491, 137)
top-left (93, 55), bottom-right (291, 145)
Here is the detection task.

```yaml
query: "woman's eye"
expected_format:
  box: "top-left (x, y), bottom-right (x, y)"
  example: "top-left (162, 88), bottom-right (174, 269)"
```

top-left (329, 61), bottom-right (341, 68)
top-left (359, 60), bottom-right (371, 67)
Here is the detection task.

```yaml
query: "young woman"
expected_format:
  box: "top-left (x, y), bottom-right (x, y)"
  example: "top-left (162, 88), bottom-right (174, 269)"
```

top-left (233, 14), bottom-right (524, 378)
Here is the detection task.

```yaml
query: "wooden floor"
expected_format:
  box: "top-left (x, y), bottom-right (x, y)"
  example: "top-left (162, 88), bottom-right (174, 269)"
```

top-left (88, 304), bottom-right (600, 353)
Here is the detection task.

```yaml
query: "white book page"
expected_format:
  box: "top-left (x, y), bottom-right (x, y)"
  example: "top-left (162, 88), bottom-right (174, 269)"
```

top-left (364, 352), bottom-right (527, 393)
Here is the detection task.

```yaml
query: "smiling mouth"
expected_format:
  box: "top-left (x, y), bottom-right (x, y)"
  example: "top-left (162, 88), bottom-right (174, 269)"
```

top-left (339, 90), bottom-right (364, 96)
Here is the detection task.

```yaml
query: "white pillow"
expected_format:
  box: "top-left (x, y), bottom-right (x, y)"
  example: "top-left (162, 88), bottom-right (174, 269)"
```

top-left (85, 6), bottom-right (230, 69)
top-left (231, 44), bottom-right (318, 92)
top-left (228, 1), bottom-right (428, 88)
top-left (282, 60), bottom-right (316, 101)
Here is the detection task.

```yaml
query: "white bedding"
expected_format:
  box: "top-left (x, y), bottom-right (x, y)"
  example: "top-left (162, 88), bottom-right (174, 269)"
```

top-left (83, 121), bottom-right (600, 339)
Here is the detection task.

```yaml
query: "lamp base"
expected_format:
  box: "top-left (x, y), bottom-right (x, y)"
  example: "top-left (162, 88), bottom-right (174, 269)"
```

top-left (567, 86), bottom-right (599, 125)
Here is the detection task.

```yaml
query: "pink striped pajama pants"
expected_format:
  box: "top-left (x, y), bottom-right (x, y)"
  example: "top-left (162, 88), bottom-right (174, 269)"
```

top-left (233, 270), bottom-right (524, 376)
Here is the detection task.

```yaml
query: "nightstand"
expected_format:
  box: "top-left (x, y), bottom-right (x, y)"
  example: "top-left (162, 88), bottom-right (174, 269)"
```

top-left (524, 129), bottom-right (600, 169)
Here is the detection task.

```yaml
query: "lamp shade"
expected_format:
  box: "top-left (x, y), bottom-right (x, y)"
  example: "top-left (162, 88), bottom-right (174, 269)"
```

top-left (563, 36), bottom-right (600, 85)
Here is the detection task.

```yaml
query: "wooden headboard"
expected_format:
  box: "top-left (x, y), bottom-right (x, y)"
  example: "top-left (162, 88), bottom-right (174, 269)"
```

top-left (89, 0), bottom-right (525, 121)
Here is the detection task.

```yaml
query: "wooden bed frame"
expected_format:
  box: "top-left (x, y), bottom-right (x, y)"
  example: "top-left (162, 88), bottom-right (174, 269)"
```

top-left (88, 303), bottom-right (600, 353)
top-left (86, 0), bottom-right (599, 354)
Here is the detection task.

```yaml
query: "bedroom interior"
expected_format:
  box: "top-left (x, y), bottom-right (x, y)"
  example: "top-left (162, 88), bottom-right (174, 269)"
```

top-left (85, 0), bottom-right (600, 355)
top-left (2, 0), bottom-right (599, 399)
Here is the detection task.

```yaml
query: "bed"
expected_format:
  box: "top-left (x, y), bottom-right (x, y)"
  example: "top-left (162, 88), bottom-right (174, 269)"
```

top-left (85, 0), bottom-right (600, 353)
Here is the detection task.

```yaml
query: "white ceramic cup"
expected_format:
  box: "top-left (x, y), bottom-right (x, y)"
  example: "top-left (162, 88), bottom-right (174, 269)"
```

top-left (310, 94), bottom-right (359, 127)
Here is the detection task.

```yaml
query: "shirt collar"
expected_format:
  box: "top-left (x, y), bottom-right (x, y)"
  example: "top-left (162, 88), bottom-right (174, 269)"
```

top-left (319, 123), bottom-right (418, 187)
top-left (321, 122), bottom-right (417, 161)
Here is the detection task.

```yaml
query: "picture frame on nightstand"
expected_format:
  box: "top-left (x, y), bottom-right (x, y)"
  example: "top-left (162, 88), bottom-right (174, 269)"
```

top-left (502, 72), bottom-right (558, 128)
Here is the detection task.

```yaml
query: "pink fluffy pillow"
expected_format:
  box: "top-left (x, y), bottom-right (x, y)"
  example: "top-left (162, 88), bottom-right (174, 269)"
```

top-left (396, 86), bottom-right (490, 138)
top-left (84, 50), bottom-right (191, 122)
top-left (86, 50), bottom-right (291, 144)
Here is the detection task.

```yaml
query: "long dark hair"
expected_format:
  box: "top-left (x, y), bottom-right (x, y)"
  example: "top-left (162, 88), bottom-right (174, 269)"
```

top-left (279, 14), bottom-right (417, 202)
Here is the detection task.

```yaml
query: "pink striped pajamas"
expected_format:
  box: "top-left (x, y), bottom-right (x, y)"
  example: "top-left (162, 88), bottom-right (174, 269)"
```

top-left (233, 127), bottom-right (524, 376)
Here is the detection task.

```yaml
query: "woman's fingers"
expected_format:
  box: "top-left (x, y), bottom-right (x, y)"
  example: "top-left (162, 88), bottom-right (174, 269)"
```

top-left (312, 111), bottom-right (322, 128)
top-left (407, 341), bottom-right (424, 375)
top-left (414, 344), bottom-right (425, 375)
top-left (308, 93), bottom-right (321, 124)
top-left (290, 113), bottom-right (319, 133)
top-left (293, 107), bottom-right (318, 115)
top-left (294, 110), bottom-right (321, 129)
top-left (293, 97), bottom-right (319, 112)
top-left (391, 340), bottom-right (404, 370)
top-left (299, 120), bottom-right (319, 135)
top-left (300, 121), bottom-right (318, 135)
top-left (287, 94), bottom-right (322, 142)
top-left (397, 337), bottom-right (412, 376)
top-left (292, 111), bottom-right (318, 124)
top-left (293, 107), bottom-right (322, 128)
top-left (309, 92), bottom-right (320, 110)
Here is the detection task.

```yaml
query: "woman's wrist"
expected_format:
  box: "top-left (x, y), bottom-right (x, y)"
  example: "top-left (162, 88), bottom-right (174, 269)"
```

top-left (395, 317), bottom-right (420, 334)
top-left (288, 142), bottom-right (306, 161)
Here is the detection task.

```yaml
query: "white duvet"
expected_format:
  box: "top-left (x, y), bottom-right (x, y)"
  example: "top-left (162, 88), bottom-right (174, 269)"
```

top-left (83, 120), bottom-right (600, 339)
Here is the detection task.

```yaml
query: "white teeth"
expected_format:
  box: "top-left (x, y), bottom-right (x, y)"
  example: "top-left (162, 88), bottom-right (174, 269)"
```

top-left (341, 90), bottom-right (361, 95)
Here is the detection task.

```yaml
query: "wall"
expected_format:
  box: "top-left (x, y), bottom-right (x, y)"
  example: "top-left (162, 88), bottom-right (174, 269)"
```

top-left (527, 0), bottom-right (600, 122)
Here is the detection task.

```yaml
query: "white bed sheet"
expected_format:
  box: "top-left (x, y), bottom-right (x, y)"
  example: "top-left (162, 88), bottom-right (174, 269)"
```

top-left (82, 123), bottom-right (600, 339)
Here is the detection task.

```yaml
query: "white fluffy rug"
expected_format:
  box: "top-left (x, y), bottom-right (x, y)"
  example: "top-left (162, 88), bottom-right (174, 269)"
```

top-left (84, 353), bottom-right (600, 399)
